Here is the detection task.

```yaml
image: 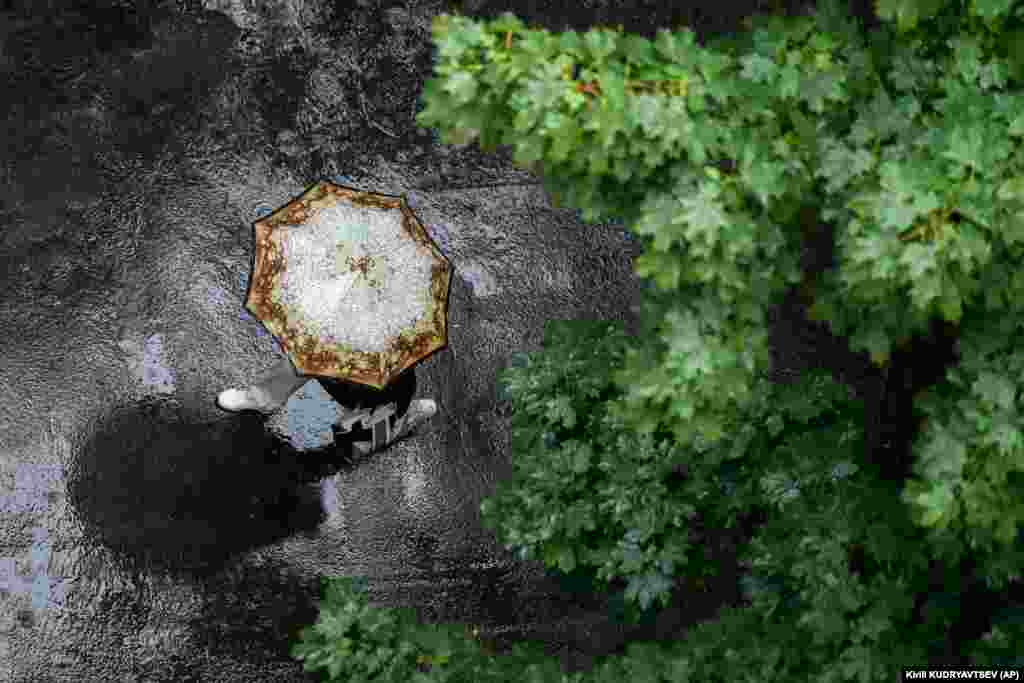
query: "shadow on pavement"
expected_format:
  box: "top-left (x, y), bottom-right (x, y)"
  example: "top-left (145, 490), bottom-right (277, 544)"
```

top-left (65, 399), bottom-right (359, 579)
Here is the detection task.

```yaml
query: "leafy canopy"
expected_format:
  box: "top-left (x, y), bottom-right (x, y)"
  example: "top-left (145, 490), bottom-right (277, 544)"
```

top-left (291, 0), bottom-right (1024, 680)
top-left (417, 0), bottom-right (1024, 567)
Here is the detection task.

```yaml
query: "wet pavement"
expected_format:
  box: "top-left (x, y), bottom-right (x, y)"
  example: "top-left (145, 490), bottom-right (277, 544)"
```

top-left (0, 1), bottom-right (881, 681)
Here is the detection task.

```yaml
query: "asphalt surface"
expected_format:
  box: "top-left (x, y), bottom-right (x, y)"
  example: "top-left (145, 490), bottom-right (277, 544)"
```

top-left (0, 1), bottom-right (884, 681)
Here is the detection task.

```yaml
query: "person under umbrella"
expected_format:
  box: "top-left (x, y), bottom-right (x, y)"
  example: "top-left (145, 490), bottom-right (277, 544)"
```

top-left (217, 356), bottom-right (436, 457)
top-left (216, 181), bottom-right (447, 457)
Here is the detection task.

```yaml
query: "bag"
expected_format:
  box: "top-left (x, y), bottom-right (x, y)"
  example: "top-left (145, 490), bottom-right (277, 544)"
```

top-left (317, 368), bottom-right (417, 455)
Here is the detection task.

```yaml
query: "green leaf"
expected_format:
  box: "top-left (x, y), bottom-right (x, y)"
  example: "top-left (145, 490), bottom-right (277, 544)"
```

top-left (982, 414), bottom-right (1024, 457)
top-left (909, 480), bottom-right (958, 528)
top-left (548, 115), bottom-right (582, 163)
top-left (942, 124), bottom-right (988, 171)
top-left (570, 444), bottom-right (593, 473)
top-left (740, 155), bottom-right (787, 208)
top-left (409, 625), bottom-right (451, 656)
top-left (564, 502), bottom-right (597, 536)
top-left (936, 285), bottom-right (963, 324)
top-left (874, 0), bottom-right (946, 32)
top-left (624, 570), bottom-right (675, 610)
top-left (971, 0), bottom-right (1017, 23)
top-left (443, 70), bottom-right (479, 105)
top-left (433, 16), bottom-right (489, 61)
top-left (972, 372), bottom-right (1018, 412)
top-left (1002, 212), bottom-right (1024, 246)
top-left (919, 424), bottom-right (970, 484)
top-left (878, 194), bottom-right (924, 231)
top-left (545, 395), bottom-right (577, 429)
top-left (851, 326), bottom-right (892, 366)
top-left (996, 176), bottom-right (1024, 202)
top-left (583, 26), bottom-right (619, 62)
top-left (800, 68), bottom-right (847, 114)
top-left (634, 250), bottom-right (683, 290)
top-left (557, 30), bottom-right (583, 54)
top-left (543, 544), bottom-right (578, 573)
top-left (816, 138), bottom-right (877, 194)
top-left (632, 94), bottom-right (666, 137)
top-left (653, 28), bottom-right (696, 65)
top-left (899, 242), bottom-right (937, 279)
top-left (777, 63), bottom-right (802, 100)
top-left (677, 181), bottom-right (730, 246)
top-left (739, 53), bottom-right (778, 83)
top-left (909, 271), bottom-right (943, 312)
top-left (836, 644), bottom-right (878, 682)
top-left (1010, 111), bottom-right (1024, 137)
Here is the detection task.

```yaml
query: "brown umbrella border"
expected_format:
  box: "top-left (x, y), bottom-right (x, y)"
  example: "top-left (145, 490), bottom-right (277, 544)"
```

top-left (244, 180), bottom-right (452, 389)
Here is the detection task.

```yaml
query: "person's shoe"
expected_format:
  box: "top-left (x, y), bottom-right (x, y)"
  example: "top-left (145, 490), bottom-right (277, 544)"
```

top-left (396, 399), bottom-right (437, 437)
top-left (216, 387), bottom-right (279, 414)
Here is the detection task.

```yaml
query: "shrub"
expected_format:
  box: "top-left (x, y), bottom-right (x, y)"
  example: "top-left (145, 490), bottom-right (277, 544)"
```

top-left (290, 575), bottom-right (577, 682)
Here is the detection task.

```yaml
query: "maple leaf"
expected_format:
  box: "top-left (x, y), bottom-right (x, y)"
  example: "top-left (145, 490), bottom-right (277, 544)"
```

top-left (874, 0), bottom-right (946, 32)
top-left (899, 241), bottom-right (937, 279)
top-left (676, 181), bottom-right (730, 247)
top-left (942, 123), bottom-right (988, 171)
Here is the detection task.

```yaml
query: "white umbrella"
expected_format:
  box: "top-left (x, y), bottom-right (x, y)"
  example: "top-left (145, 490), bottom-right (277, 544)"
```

top-left (245, 180), bottom-right (452, 389)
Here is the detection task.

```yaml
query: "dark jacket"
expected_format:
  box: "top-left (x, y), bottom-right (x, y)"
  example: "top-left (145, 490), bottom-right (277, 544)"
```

top-left (316, 368), bottom-right (417, 455)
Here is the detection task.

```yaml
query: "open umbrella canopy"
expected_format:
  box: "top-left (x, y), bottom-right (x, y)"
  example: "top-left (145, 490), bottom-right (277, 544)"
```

top-left (245, 180), bottom-right (452, 389)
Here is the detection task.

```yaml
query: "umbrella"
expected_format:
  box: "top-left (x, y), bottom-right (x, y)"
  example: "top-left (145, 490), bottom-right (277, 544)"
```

top-left (244, 180), bottom-right (452, 389)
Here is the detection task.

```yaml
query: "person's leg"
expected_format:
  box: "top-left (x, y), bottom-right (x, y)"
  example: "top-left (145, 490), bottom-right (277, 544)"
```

top-left (216, 356), bottom-right (312, 414)
top-left (251, 356), bottom-right (313, 405)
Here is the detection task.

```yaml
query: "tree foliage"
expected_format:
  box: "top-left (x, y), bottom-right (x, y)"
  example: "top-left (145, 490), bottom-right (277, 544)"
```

top-left (291, 0), bottom-right (1024, 679)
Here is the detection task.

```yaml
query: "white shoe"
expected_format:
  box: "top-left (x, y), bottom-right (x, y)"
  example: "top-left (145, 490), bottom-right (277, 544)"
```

top-left (216, 387), bottom-right (278, 414)
top-left (397, 399), bottom-right (437, 436)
